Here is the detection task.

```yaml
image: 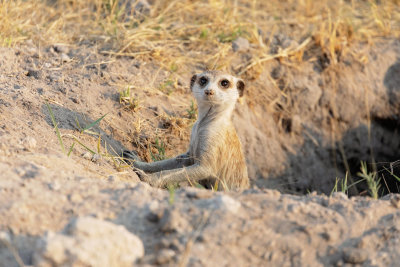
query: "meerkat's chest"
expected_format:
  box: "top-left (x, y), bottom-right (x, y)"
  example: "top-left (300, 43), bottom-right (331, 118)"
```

top-left (188, 121), bottom-right (231, 162)
top-left (188, 122), bottom-right (214, 161)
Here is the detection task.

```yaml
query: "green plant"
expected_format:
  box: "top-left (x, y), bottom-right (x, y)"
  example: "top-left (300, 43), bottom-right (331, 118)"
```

top-left (46, 101), bottom-right (108, 158)
top-left (46, 101), bottom-right (66, 154)
top-left (119, 86), bottom-right (139, 111)
top-left (357, 161), bottom-right (381, 199)
top-left (381, 165), bottom-right (400, 193)
top-left (159, 79), bottom-right (175, 95)
top-left (150, 137), bottom-right (166, 161)
top-left (186, 100), bottom-right (196, 120)
top-left (217, 26), bottom-right (247, 43)
top-left (330, 171), bottom-right (364, 196)
top-left (167, 184), bottom-right (176, 205)
top-left (170, 63), bottom-right (178, 72)
top-left (199, 29), bottom-right (208, 39)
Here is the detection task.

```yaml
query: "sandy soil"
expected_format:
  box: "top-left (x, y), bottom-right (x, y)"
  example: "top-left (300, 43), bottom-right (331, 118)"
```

top-left (1, 35), bottom-right (400, 266)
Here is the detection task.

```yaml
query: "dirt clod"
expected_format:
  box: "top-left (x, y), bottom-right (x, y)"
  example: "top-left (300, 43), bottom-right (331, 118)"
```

top-left (159, 208), bottom-right (188, 233)
top-left (26, 69), bottom-right (42, 79)
top-left (342, 248), bottom-right (369, 264)
top-left (155, 249), bottom-right (176, 265)
top-left (232, 37), bottom-right (250, 52)
top-left (33, 217), bottom-right (144, 267)
top-left (21, 136), bottom-right (37, 151)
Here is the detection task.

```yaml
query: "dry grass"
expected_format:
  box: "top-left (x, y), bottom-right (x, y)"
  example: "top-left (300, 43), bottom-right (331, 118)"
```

top-left (1, 0), bottom-right (399, 75)
top-left (2, 0), bottom-right (400, 192)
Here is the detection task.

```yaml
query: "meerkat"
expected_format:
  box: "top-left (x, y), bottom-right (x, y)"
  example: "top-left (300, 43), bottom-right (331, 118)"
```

top-left (123, 70), bottom-right (249, 190)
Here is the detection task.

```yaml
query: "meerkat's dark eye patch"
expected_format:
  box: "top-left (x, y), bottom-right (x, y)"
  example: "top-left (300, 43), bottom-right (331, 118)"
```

top-left (220, 79), bottom-right (230, 88)
top-left (199, 76), bottom-right (208, 86)
top-left (237, 80), bottom-right (245, 97)
top-left (190, 74), bottom-right (197, 91)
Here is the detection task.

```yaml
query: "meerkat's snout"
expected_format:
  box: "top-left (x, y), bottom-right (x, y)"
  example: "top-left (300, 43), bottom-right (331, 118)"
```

top-left (204, 88), bottom-right (215, 96)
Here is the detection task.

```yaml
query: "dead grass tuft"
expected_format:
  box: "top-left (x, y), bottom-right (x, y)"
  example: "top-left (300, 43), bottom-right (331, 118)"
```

top-left (1, 0), bottom-right (399, 73)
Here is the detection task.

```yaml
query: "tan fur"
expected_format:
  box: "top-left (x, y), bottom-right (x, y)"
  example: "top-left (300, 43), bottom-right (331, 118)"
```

top-left (125, 71), bottom-right (249, 190)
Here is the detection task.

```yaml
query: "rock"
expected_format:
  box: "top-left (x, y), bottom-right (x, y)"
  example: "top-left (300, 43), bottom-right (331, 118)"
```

top-left (331, 192), bottom-right (348, 200)
top-left (82, 151), bottom-right (92, 160)
top-left (0, 231), bottom-right (10, 242)
top-left (68, 193), bottom-right (83, 203)
top-left (26, 69), bottom-right (42, 79)
top-left (60, 53), bottom-right (71, 63)
top-left (91, 153), bottom-right (101, 162)
top-left (197, 195), bottom-right (241, 214)
top-left (266, 33), bottom-right (298, 54)
top-left (168, 238), bottom-right (183, 251)
top-left (185, 187), bottom-right (214, 199)
top-left (156, 249), bottom-right (176, 265)
top-left (21, 136), bottom-right (37, 151)
top-left (47, 73), bottom-right (59, 82)
top-left (48, 181), bottom-right (61, 191)
top-left (146, 201), bottom-right (163, 223)
top-left (53, 44), bottom-right (69, 54)
top-left (232, 37), bottom-right (250, 52)
top-left (33, 217), bottom-right (144, 267)
top-left (14, 163), bottom-right (40, 179)
top-left (342, 248), bottom-right (368, 264)
top-left (385, 194), bottom-right (400, 208)
top-left (108, 175), bottom-right (117, 182)
top-left (159, 208), bottom-right (187, 233)
top-left (123, 0), bottom-right (151, 21)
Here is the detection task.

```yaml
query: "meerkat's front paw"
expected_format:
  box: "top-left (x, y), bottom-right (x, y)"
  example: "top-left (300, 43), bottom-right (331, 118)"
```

top-left (122, 150), bottom-right (141, 162)
top-left (134, 168), bottom-right (162, 187)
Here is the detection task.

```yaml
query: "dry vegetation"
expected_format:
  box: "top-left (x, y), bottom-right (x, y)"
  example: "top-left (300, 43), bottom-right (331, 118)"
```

top-left (2, 2), bottom-right (400, 265)
top-left (1, 0), bottom-right (399, 72)
top-left (1, 0), bottom-right (400, 195)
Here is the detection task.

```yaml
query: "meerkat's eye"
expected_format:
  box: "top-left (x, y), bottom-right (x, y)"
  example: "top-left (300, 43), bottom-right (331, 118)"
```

top-left (199, 77), bottom-right (208, 86)
top-left (220, 79), bottom-right (230, 88)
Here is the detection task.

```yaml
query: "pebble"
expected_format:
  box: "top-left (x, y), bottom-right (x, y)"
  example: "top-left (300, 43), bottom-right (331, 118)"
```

top-left (343, 248), bottom-right (368, 264)
top-left (108, 175), bottom-right (117, 182)
top-left (146, 201), bottom-right (163, 223)
top-left (48, 181), bottom-right (61, 191)
top-left (232, 37), bottom-right (250, 52)
top-left (53, 44), bottom-right (69, 54)
top-left (159, 208), bottom-right (187, 233)
top-left (26, 69), bottom-right (42, 79)
top-left (82, 152), bottom-right (92, 160)
top-left (61, 53), bottom-right (71, 63)
top-left (68, 193), bottom-right (83, 203)
top-left (155, 249), bottom-right (176, 265)
top-left (0, 231), bottom-right (10, 242)
top-left (198, 195), bottom-right (241, 214)
top-left (185, 187), bottom-right (213, 199)
top-left (15, 163), bottom-right (40, 179)
top-left (91, 153), bottom-right (101, 162)
top-left (21, 136), bottom-right (37, 151)
top-left (389, 195), bottom-right (400, 208)
top-left (124, 0), bottom-right (151, 21)
top-left (332, 192), bottom-right (348, 200)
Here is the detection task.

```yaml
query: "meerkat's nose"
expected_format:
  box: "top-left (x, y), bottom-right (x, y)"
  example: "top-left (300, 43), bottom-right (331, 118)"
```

top-left (205, 89), bottom-right (215, 96)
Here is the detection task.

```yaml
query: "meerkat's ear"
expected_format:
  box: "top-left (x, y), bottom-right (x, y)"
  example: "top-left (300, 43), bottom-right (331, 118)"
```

top-left (190, 74), bottom-right (197, 91)
top-left (237, 79), bottom-right (245, 97)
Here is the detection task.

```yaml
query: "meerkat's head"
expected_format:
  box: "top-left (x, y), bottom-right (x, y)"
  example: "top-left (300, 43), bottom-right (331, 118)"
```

top-left (190, 71), bottom-right (245, 106)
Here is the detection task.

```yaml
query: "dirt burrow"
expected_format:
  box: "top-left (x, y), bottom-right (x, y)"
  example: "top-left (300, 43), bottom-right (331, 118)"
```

top-left (1, 154), bottom-right (400, 266)
top-left (1, 39), bottom-right (400, 266)
top-left (237, 39), bottom-right (400, 194)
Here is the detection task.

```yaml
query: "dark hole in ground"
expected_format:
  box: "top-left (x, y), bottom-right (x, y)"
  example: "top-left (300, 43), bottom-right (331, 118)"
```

top-left (336, 116), bottom-right (400, 196)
